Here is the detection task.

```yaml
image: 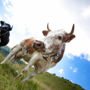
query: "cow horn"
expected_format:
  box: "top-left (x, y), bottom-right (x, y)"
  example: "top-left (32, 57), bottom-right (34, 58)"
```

top-left (47, 23), bottom-right (51, 31)
top-left (70, 24), bottom-right (75, 34)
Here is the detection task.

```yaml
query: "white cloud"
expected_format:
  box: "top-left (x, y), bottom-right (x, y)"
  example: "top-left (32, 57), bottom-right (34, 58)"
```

top-left (83, 54), bottom-right (90, 61)
top-left (2, 0), bottom-right (75, 46)
top-left (70, 67), bottom-right (78, 73)
top-left (65, 24), bottom-right (90, 61)
top-left (3, 0), bottom-right (9, 6)
top-left (82, 6), bottom-right (90, 18)
top-left (2, 0), bottom-right (90, 61)
top-left (59, 69), bottom-right (64, 74)
top-left (73, 68), bottom-right (78, 73)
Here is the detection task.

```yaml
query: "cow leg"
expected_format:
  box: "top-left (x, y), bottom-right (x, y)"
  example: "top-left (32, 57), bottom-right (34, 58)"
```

top-left (22, 69), bottom-right (44, 82)
top-left (0, 45), bottom-right (21, 64)
top-left (16, 65), bottom-right (31, 79)
top-left (22, 71), bottom-right (37, 82)
top-left (22, 65), bottom-right (45, 82)
top-left (16, 52), bottom-right (40, 79)
top-left (8, 55), bottom-right (17, 63)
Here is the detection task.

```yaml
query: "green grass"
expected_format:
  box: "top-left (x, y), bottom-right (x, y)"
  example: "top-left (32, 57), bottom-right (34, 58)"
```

top-left (34, 73), bottom-right (84, 90)
top-left (0, 54), bottom-right (43, 90)
top-left (0, 54), bottom-right (84, 90)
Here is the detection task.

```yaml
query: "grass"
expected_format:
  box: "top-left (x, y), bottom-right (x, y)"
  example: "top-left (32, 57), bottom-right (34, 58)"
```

top-left (34, 72), bottom-right (84, 90)
top-left (0, 54), bottom-right (84, 90)
top-left (0, 54), bottom-right (43, 90)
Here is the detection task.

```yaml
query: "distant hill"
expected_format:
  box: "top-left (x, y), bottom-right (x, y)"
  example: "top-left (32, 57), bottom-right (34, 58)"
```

top-left (0, 46), bottom-right (26, 64)
top-left (0, 54), bottom-right (84, 90)
top-left (0, 46), bottom-right (11, 57)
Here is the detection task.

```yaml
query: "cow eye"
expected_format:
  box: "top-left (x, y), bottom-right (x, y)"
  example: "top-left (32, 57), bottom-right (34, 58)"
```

top-left (58, 36), bottom-right (62, 40)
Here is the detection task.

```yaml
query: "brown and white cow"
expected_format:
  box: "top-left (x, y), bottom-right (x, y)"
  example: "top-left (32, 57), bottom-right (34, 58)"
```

top-left (21, 24), bottom-right (75, 82)
top-left (1, 37), bottom-right (45, 64)
top-left (0, 37), bottom-right (45, 70)
top-left (0, 24), bottom-right (75, 82)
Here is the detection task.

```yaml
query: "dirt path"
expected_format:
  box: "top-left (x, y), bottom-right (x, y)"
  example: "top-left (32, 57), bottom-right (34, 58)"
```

top-left (32, 78), bottom-right (52, 90)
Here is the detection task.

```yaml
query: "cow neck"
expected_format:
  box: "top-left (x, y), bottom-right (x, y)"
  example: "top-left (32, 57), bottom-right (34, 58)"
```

top-left (43, 44), bottom-right (65, 61)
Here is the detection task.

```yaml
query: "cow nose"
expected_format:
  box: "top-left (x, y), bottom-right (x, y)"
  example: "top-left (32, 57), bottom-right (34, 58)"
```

top-left (33, 41), bottom-right (46, 52)
top-left (33, 41), bottom-right (39, 49)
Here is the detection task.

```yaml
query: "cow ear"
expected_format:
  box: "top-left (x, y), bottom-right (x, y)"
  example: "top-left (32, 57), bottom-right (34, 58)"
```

top-left (64, 34), bottom-right (75, 43)
top-left (42, 23), bottom-right (51, 36)
top-left (42, 30), bottom-right (49, 36)
top-left (64, 24), bottom-right (75, 43)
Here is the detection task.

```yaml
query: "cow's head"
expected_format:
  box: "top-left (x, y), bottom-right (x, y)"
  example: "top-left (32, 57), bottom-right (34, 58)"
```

top-left (42, 24), bottom-right (75, 54)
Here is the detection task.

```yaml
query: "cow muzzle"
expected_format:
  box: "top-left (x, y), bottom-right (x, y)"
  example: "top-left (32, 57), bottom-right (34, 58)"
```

top-left (33, 40), bottom-right (45, 52)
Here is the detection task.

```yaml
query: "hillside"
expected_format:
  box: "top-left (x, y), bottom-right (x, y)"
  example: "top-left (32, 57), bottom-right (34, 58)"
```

top-left (0, 54), bottom-right (84, 90)
top-left (0, 54), bottom-right (43, 90)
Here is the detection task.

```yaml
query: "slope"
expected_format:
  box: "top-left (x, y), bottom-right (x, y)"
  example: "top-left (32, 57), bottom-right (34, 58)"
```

top-left (0, 54), bottom-right (84, 90)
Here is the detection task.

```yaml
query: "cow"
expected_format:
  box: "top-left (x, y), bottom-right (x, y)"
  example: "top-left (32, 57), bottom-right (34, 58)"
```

top-left (0, 37), bottom-right (45, 70)
top-left (0, 21), bottom-right (12, 46)
top-left (18, 24), bottom-right (75, 82)
top-left (0, 24), bottom-right (75, 82)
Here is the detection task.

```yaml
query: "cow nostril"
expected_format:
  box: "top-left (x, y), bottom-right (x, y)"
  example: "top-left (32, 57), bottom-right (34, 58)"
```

top-left (37, 43), bottom-right (41, 46)
top-left (58, 36), bottom-right (62, 40)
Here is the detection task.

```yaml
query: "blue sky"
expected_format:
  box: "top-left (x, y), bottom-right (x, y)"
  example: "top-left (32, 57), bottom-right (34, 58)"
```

top-left (0, 0), bottom-right (90, 90)
top-left (48, 55), bottom-right (90, 90)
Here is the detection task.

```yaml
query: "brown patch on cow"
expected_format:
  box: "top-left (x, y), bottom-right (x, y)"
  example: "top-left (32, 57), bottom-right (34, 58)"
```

top-left (21, 37), bottom-right (35, 54)
top-left (21, 37), bottom-right (45, 54)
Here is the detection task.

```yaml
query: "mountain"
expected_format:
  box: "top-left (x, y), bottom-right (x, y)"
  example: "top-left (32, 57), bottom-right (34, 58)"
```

top-left (0, 46), bottom-right (26, 64)
top-left (0, 46), bottom-right (11, 57)
top-left (0, 54), bottom-right (84, 90)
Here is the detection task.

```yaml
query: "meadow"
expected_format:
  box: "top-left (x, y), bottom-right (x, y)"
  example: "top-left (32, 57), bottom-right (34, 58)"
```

top-left (0, 54), bottom-right (84, 90)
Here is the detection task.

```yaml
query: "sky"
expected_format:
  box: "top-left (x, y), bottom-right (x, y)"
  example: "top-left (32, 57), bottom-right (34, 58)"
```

top-left (0, 0), bottom-right (90, 89)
